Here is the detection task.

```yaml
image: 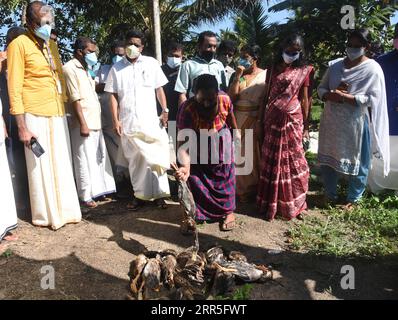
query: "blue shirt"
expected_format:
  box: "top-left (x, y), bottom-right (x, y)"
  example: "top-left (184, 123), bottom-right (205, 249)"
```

top-left (377, 50), bottom-right (398, 135)
top-left (174, 56), bottom-right (227, 97)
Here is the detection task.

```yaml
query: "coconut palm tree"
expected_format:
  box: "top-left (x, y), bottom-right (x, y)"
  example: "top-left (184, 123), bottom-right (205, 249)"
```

top-left (0, 0), bottom-right (262, 57)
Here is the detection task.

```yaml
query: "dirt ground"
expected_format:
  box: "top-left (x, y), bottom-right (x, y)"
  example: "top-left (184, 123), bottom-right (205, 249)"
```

top-left (1, 198), bottom-right (397, 300)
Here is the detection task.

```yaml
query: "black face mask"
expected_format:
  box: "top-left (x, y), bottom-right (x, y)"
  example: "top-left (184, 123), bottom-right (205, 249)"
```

top-left (196, 100), bottom-right (217, 121)
top-left (200, 51), bottom-right (215, 62)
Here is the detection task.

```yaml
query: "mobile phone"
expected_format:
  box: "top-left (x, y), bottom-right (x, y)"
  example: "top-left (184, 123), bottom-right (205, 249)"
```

top-left (337, 81), bottom-right (349, 91)
top-left (30, 138), bottom-right (45, 158)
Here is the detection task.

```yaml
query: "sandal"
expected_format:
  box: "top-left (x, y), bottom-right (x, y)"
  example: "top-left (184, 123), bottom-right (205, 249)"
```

top-left (127, 198), bottom-right (145, 211)
top-left (97, 195), bottom-right (112, 202)
top-left (82, 200), bottom-right (98, 208)
top-left (4, 233), bottom-right (18, 242)
top-left (155, 198), bottom-right (168, 210)
top-left (220, 215), bottom-right (236, 232)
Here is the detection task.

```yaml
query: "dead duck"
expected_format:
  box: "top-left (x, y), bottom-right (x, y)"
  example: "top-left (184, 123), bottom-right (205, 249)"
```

top-left (214, 259), bottom-right (268, 283)
top-left (141, 255), bottom-right (162, 298)
top-left (208, 269), bottom-right (236, 297)
top-left (129, 254), bottom-right (148, 296)
top-left (228, 251), bottom-right (248, 263)
top-left (206, 246), bottom-right (225, 264)
top-left (178, 254), bottom-right (206, 287)
top-left (161, 254), bottom-right (177, 289)
top-left (176, 246), bottom-right (200, 268)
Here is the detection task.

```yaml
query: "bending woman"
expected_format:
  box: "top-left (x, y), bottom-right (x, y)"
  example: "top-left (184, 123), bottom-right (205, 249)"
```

top-left (175, 74), bottom-right (238, 231)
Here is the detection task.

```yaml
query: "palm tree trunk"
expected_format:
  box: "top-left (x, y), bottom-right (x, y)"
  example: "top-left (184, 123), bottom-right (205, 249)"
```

top-left (152, 0), bottom-right (162, 63)
top-left (21, 1), bottom-right (28, 27)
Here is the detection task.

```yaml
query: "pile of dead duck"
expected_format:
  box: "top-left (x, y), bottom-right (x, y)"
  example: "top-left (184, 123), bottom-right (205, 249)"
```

top-left (128, 246), bottom-right (273, 300)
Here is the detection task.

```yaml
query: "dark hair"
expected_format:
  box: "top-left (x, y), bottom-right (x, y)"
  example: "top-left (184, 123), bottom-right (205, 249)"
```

top-left (369, 41), bottom-right (384, 59)
top-left (192, 74), bottom-right (218, 94)
top-left (111, 40), bottom-right (126, 51)
top-left (167, 41), bottom-right (184, 53)
top-left (241, 44), bottom-right (261, 63)
top-left (394, 24), bottom-right (398, 39)
top-left (26, 1), bottom-right (44, 24)
top-left (6, 26), bottom-right (25, 46)
top-left (74, 37), bottom-right (96, 55)
top-left (348, 28), bottom-right (372, 47)
top-left (198, 31), bottom-right (217, 46)
top-left (274, 33), bottom-right (307, 68)
top-left (125, 30), bottom-right (145, 45)
top-left (218, 40), bottom-right (237, 55)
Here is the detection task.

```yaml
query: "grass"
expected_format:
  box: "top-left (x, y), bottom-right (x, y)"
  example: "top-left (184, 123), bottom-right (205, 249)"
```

top-left (216, 284), bottom-right (254, 300)
top-left (288, 192), bottom-right (398, 258)
top-left (1, 249), bottom-right (13, 258)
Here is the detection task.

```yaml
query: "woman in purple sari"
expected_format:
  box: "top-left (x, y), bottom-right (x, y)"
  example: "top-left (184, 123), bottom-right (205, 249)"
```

top-left (175, 74), bottom-right (238, 231)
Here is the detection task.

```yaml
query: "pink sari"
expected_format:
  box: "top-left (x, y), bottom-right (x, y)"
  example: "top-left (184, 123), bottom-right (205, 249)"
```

top-left (257, 65), bottom-right (313, 220)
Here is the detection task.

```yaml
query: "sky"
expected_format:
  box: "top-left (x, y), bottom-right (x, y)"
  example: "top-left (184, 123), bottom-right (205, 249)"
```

top-left (193, 9), bottom-right (292, 34)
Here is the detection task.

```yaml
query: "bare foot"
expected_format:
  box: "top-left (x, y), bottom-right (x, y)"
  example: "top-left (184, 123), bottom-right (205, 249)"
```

top-left (342, 203), bottom-right (356, 211)
top-left (4, 233), bottom-right (18, 242)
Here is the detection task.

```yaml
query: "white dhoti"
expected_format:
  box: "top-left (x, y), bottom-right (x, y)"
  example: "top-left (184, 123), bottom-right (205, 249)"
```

top-left (121, 128), bottom-right (170, 201)
top-left (368, 136), bottom-right (398, 193)
top-left (0, 140), bottom-right (18, 240)
top-left (102, 128), bottom-right (129, 180)
top-left (24, 113), bottom-right (81, 230)
top-left (71, 127), bottom-right (116, 201)
top-left (99, 91), bottom-right (129, 177)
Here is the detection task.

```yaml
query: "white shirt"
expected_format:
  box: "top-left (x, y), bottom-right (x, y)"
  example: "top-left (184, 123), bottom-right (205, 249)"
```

top-left (96, 64), bottom-right (112, 85)
top-left (63, 58), bottom-right (102, 130)
top-left (104, 55), bottom-right (168, 135)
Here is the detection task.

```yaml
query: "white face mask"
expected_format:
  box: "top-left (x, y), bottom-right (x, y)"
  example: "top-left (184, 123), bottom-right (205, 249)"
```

top-left (282, 51), bottom-right (300, 65)
top-left (166, 56), bottom-right (182, 69)
top-left (126, 44), bottom-right (140, 59)
top-left (346, 47), bottom-right (365, 61)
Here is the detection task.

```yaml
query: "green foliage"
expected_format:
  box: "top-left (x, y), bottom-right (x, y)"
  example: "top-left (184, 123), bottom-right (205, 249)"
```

top-left (215, 283), bottom-right (253, 300)
top-left (0, 0), bottom-right (261, 61)
top-left (288, 193), bottom-right (398, 258)
top-left (1, 249), bottom-right (13, 258)
top-left (269, 0), bottom-right (398, 83)
top-left (231, 283), bottom-right (253, 300)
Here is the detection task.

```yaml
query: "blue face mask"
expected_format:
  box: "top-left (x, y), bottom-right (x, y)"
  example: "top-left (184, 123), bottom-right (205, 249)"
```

top-left (34, 24), bottom-right (52, 42)
top-left (112, 55), bottom-right (123, 64)
top-left (238, 58), bottom-right (252, 69)
top-left (85, 52), bottom-right (98, 67)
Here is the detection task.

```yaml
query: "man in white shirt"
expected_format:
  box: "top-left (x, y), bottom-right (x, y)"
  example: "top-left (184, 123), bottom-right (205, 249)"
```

top-left (105, 30), bottom-right (170, 210)
top-left (63, 37), bottom-right (116, 208)
top-left (95, 41), bottom-right (131, 198)
top-left (217, 40), bottom-right (237, 88)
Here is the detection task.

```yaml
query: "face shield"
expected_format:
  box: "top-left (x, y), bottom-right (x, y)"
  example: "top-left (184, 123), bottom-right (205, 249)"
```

top-left (39, 5), bottom-right (55, 29)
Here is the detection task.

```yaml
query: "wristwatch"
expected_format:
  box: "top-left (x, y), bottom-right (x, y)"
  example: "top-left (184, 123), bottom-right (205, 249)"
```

top-left (162, 108), bottom-right (169, 113)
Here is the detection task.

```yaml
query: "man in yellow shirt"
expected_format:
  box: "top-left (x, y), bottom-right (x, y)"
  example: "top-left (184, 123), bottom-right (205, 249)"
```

top-left (63, 37), bottom-right (116, 208)
top-left (7, 1), bottom-right (81, 230)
